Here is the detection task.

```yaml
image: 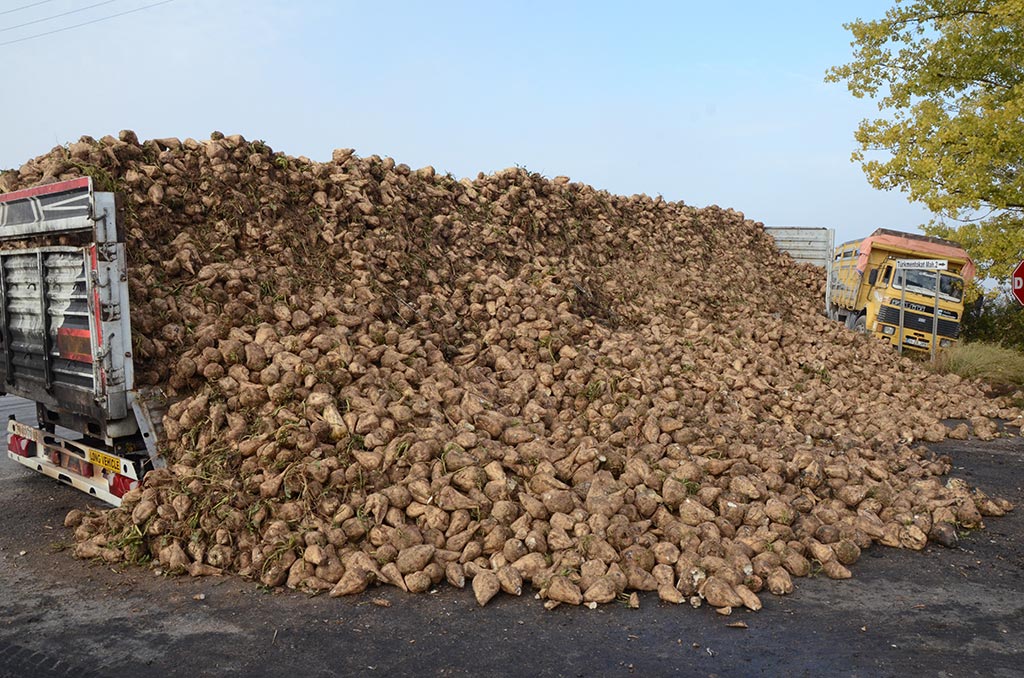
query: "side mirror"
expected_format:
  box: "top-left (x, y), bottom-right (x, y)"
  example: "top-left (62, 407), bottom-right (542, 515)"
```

top-left (868, 269), bottom-right (879, 286)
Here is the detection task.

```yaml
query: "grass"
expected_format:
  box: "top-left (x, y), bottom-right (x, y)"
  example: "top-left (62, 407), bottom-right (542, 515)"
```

top-left (932, 342), bottom-right (1024, 389)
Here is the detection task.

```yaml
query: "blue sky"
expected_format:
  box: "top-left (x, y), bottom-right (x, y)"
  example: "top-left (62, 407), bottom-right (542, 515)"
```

top-left (0, 0), bottom-right (931, 245)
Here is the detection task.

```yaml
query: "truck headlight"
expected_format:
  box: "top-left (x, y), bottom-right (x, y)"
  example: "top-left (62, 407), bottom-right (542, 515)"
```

top-left (881, 325), bottom-right (895, 336)
top-left (939, 339), bottom-right (952, 348)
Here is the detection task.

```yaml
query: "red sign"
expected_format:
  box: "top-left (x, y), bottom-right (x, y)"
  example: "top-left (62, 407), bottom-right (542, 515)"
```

top-left (1014, 260), bottom-right (1024, 307)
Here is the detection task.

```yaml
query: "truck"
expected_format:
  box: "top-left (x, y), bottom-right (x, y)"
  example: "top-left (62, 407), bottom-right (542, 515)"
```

top-left (828, 228), bottom-right (975, 354)
top-left (1, 177), bottom-right (166, 506)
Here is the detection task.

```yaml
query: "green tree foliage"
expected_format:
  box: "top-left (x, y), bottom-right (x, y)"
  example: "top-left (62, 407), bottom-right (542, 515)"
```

top-left (826, 0), bottom-right (1024, 286)
top-left (963, 291), bottom-right (1024, 348)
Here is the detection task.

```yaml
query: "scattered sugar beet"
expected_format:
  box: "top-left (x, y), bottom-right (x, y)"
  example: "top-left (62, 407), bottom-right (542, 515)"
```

top-left (7, 131), bottom-right (1020, 611)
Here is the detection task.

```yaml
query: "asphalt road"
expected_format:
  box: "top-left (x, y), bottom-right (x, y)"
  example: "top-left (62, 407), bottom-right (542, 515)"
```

top-left (1, 395), bottom-right (1022, 677)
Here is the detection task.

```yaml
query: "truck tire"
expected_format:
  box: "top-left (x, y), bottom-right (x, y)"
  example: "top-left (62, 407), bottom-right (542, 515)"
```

top-left (854, 314), bottom-right (867, 333)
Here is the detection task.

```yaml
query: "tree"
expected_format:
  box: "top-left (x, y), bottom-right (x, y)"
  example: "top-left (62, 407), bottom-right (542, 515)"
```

top-left (826, 0), bottom-right (1024, 287)
top-left (963, 291), bottom-right (1024, 348)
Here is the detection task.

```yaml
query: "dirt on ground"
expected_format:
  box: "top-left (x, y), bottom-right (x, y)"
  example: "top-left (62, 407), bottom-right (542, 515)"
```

top-left (1, 396), bottom-right (1021, 678)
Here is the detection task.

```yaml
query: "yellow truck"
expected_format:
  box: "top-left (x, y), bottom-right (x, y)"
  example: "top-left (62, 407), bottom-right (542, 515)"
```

top-left (828, 228), bottom-right (975, 354)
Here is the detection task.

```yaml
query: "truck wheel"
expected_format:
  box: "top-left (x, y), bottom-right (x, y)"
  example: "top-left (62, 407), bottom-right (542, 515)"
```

top-left (854, 315), bottom-right (867, 333)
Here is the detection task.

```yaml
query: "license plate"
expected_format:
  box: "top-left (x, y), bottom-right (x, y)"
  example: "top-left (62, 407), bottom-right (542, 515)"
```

top-left (87, 449), bottom-right (122, 474)
top-left (905, 337), bottom-right (928, 348)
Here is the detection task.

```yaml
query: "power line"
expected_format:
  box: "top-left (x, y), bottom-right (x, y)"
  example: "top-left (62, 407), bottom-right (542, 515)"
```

top-left (1, 0), bottom-right (119, 34)
top-left (0, 1), bottom-right (56, 16)
top-left (0, 0), bottom-right (175, 47)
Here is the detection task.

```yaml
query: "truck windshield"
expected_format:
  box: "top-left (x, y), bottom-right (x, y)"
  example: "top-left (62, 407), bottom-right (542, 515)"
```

top-left (893, 269), bottom-right (964, 302)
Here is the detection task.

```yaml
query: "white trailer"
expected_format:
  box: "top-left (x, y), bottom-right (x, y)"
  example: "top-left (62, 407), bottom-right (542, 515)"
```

top-left (764, 226), bottom-right (835, 315)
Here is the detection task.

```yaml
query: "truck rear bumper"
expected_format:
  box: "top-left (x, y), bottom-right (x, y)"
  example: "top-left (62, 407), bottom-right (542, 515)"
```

top-left (6, 419), bottom-right (141, 507)
top-left (7, 448), bottom-right (123, 506)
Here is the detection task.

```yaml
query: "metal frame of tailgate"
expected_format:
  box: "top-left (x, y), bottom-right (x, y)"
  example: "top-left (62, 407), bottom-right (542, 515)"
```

top-left (0, 177), bottom-right (94, 238)
top-left (0, 178), bottom-right (135, 429)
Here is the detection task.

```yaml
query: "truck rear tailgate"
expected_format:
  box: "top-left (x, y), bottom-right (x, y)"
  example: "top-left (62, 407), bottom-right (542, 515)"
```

top-left (0, 178), bottom-right (132, 427)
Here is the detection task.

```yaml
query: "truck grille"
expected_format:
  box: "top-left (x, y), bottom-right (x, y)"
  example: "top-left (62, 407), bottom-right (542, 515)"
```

top-left (877, 305), bottom-right (959, 339)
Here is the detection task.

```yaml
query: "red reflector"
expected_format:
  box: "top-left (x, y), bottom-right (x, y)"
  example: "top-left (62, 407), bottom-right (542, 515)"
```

top-left (56, 327), bottom-right (93, 363)
top-left (109, 473), bottom-right (139, 498)
top-left (62, 453), bottom-right (94, 478)
top-left (8, 434), bottom-right (34, 458)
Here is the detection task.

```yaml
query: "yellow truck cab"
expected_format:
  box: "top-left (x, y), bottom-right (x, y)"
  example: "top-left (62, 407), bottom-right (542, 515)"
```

top-left (828, 228), bottom-right (975, 354)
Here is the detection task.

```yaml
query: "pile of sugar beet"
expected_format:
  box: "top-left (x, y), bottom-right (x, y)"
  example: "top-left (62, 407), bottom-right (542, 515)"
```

top-left (2, 131), bottom-right (1020, 613)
